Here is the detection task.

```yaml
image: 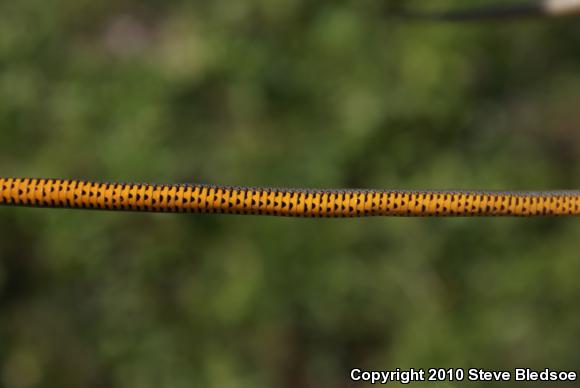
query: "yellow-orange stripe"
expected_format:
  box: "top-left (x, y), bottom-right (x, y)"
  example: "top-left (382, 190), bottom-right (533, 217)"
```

top-left (0, 178), bottom-right (579, 217)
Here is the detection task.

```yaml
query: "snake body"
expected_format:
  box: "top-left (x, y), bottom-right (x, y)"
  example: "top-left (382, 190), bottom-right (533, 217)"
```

top-left (1, 177), bottom-right (579, 217)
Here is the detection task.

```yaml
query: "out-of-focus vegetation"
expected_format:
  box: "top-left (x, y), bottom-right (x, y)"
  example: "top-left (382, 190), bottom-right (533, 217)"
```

top-left (1, 0), bottom-right (580, 387)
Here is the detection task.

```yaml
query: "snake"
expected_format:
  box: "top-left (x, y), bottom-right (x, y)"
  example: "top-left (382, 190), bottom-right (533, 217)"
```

top-left (1, 177), bottom-right (579, 217)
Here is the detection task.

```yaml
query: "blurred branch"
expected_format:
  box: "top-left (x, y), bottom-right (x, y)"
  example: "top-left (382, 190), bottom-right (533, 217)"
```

top-left (399, 0), bottom-right (580, 21)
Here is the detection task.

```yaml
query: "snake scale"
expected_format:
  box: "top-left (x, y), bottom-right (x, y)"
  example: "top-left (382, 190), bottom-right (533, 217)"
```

top-left (1, 177), bottom-right (579, 217)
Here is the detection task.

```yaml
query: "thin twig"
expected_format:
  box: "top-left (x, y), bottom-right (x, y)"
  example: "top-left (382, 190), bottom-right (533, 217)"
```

top-left (399, 0), bottom-right (580, 22)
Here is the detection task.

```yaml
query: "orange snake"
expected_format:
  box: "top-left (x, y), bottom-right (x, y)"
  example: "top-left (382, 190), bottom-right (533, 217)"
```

top-left (1, 178), bottom-right (579, 217)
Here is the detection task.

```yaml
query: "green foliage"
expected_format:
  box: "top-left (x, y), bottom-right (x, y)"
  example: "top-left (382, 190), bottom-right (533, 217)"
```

top-left (1, 1), bottom-right (580, 387)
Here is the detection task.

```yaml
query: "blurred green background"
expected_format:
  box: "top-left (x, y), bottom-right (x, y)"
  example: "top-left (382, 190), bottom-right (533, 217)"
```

top-left (1, 0), bottom-right (580, 387)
